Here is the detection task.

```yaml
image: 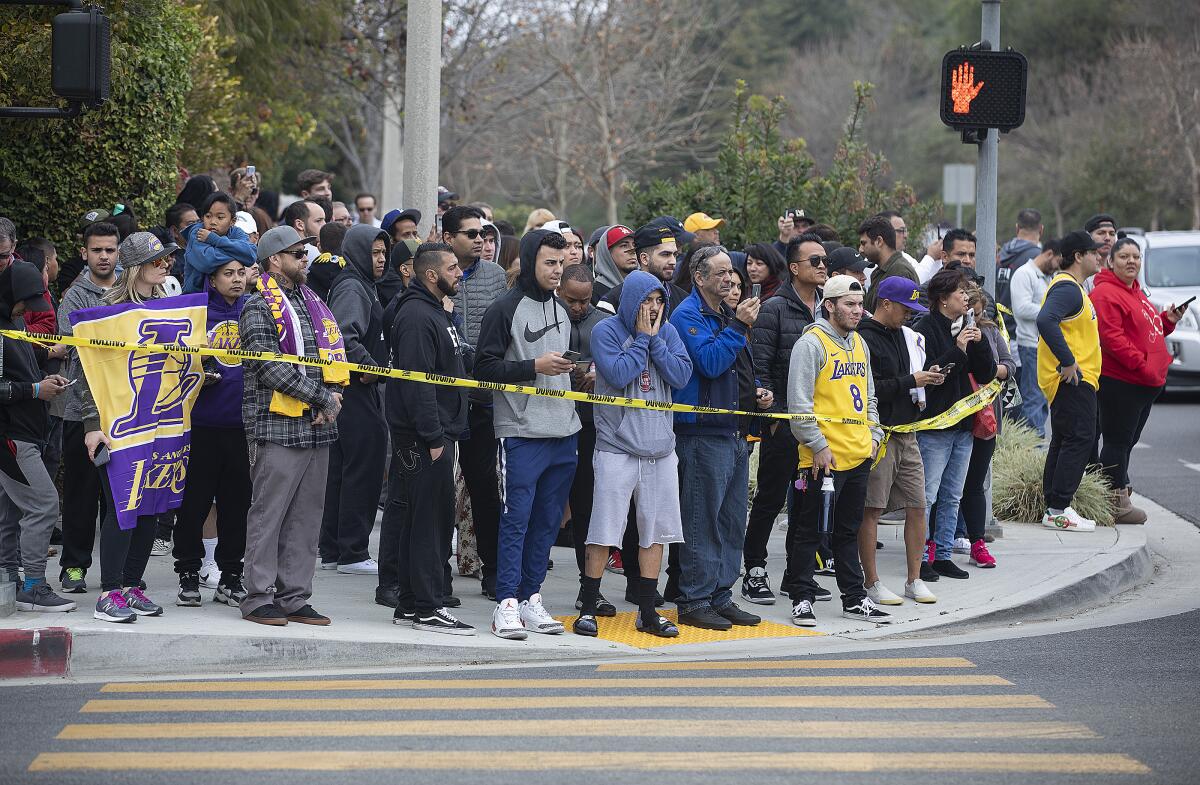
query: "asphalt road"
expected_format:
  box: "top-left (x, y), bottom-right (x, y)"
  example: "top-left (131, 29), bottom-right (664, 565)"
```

top-left (1127, 389), bottom-right (1200, 524)
top-left (2, 609), bottom-right (1197, 785)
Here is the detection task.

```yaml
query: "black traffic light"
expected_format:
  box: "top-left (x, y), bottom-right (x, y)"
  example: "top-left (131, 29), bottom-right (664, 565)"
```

top-left (52, 5), bottom-right (111, 107)
top-left (939, 48), bottom-right (1028, 132)
top-left (0, 1), bottom-right (110, 119)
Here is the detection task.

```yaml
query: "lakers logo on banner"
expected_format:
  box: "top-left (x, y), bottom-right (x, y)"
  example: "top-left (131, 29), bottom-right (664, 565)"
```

top-left (207, 319), bottom-right (242, 368)
top-left (69, 294), bottom-right (207, 530)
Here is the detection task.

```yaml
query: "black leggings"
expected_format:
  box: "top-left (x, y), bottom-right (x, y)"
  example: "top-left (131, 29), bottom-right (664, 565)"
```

top-left (173, 426), bottom-right (251, 575)
top-left (98, 471), bottom-right (158, 592)
top-left (959, 436), bottom-right (996, 542)
top-left (1098, 376), bottom-right (1161, 490)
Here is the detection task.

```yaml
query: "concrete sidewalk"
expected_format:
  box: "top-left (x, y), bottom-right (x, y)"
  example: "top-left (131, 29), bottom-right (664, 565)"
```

top-left (0, 502), bottom-right (1152, 679)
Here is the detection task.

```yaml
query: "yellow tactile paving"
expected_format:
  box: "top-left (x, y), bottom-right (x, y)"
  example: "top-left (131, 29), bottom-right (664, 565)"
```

top-left (598, 656), bottom-right (976, 671)
top-left (552, 608), bottom-right (822, 647)
top-left (28, 751), bottom-right (1152, 774)
top-left (58, 719), bottom-right (1098, 740)
top-left (100, 674), bottom-right (1010, 692)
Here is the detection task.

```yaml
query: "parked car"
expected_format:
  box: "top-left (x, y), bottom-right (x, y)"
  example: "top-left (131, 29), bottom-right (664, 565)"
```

top-left (1131, 231), bottom-right (1200, 388)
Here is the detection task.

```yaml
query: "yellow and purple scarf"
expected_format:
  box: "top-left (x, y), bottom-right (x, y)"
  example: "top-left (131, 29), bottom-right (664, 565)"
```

top-left (256, 273), bottom-right (349, 416)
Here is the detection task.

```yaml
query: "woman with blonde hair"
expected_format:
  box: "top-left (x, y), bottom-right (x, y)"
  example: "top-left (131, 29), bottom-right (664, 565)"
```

top-left (522, 208), bottom-right (556, 235)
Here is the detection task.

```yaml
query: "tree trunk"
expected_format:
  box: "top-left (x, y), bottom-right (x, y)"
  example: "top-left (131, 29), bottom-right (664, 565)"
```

top-left (1053, 198), bottom-right (1065, 238)
top-left (605, 171), bottom-right (619, 226)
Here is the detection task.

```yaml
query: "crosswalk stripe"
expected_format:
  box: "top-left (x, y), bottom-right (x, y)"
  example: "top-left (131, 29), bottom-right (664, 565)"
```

top-left (57, 719), bottom-right (1096, 740)
top-left (598, 657), bottom-right (976, 671)
top-left (80, 694), bottom-right (1053, 712)
top-left (27, 751), bottom-right (1150, 773)
top-left (98, 675), bottom-right (1009, 692)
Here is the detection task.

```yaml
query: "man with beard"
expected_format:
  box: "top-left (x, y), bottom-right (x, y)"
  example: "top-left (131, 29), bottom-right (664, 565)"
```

top-left (385, 243), bottom-right (474, 635)
top-left (600, 224), bottom-right (689, 316)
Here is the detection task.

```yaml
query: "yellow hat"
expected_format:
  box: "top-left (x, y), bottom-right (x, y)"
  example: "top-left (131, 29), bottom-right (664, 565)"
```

top-left (683, 212), bottom-right (724, 232)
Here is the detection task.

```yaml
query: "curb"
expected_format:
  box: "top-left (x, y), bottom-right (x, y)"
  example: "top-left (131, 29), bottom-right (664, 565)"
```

top-left (0, 627), bottom-right (72, 678)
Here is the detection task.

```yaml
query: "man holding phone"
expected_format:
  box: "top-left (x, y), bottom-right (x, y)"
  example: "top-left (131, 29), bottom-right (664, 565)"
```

top-left (1036, 231), bottom-right (1104, 532)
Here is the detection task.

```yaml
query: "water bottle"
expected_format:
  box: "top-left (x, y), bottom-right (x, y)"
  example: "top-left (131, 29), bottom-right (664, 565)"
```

top-left (818, 473), bottom-right (835, 534)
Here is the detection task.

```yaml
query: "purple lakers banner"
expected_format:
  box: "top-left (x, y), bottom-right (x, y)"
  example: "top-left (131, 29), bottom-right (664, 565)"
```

top-left (69, 295), bottom-right (207, 530)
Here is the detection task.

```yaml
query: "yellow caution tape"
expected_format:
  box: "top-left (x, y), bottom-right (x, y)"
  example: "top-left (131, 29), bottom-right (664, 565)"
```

top-left (2, 330), bottom-right (1000, 435)
top-left (870, 379), bottom-right (1002, 466)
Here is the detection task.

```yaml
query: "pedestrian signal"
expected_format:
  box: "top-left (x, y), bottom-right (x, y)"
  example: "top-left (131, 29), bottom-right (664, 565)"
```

top-left (939, 49), bottom-right (1027, 132)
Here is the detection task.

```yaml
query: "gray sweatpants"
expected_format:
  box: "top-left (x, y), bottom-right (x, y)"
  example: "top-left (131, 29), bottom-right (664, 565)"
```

top-left (241, 441), bottom-right (330, 616)
top-left (0, 440), bottom-right (59, 580)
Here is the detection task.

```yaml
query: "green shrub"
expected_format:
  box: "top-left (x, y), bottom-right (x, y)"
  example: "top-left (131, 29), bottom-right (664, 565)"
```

top-left (993, 419), bottom-right (1115, 525)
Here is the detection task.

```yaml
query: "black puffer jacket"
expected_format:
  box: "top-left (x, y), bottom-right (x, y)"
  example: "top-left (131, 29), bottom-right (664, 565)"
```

top-left (912, 308), bottom-right (997, 430)
top-left (750, 279), bottom-right (819, 412)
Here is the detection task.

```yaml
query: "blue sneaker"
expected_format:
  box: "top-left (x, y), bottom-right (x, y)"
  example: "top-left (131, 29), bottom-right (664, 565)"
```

top-left (94, 591), bottom-right (137, 623)
top-left (123, 587), bottom-right (163, 616)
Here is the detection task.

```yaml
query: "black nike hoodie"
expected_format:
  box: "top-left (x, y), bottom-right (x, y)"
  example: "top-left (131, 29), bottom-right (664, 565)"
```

top-left (473, 230), bottom-right (581, 439)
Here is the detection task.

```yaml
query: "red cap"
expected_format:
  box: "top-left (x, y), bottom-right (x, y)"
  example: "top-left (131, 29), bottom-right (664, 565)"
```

top-left (604, 225), bottom-right (633, 248)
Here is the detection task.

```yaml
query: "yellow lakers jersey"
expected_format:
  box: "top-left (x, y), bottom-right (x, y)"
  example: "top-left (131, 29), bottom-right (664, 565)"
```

top-left (797, 328), bottom-right (873, 471)
top-left (1037, 272), bottom-right (1101, 404)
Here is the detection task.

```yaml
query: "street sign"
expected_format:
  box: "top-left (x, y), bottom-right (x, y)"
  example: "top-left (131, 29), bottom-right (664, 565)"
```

top-left (939, 49), bottom-right (1027, 131)
top-left (943, 163), bottom-right (976, 227)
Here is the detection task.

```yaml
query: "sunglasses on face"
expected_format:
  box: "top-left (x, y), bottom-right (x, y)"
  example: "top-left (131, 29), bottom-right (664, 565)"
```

top-left (802, 255), bottom-right (828, 268)
top-left (287, 249), bottom-right (308, 260)
top-left (454, 229), bottom-right (484, 240)
top-left (149, 258), bottom-right (172, 270)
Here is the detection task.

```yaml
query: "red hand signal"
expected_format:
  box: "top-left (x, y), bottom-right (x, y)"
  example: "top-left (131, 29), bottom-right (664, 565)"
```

top-left (950, 62), bottom-right (985, 114)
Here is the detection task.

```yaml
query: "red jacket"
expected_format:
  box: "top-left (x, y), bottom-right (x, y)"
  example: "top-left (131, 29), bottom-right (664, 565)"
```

top-left (23, 291), bottom-right (57, 335)
top-left (1090, 268), bottom-right (1175, 388)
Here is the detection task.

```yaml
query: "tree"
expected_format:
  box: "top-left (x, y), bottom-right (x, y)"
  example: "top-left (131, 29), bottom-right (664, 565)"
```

top-left (625, 82), bottom-right (935, 248)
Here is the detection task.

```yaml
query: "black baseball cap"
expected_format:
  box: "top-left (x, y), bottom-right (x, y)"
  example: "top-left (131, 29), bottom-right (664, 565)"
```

top-left (1059, 230), bottom-right (1102, 263)
top-left (632, 224), bottom-right (677, 252)
top-left (648, 215), bottom-right (695, 246)
top-left (381, 208), bottom-right (421, 234)
top-left (1083, 213), bottom-right (1117, 233)
top-left (827, 247), bottom-right (869, 275)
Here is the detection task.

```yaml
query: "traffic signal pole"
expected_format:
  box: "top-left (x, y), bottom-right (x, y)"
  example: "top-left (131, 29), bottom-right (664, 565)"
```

top-left (974, 0), bottom-right (1001, 289)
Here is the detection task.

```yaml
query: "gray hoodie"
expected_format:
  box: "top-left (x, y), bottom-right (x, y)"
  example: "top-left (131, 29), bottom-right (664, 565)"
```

top-left (788, 317), bottom-right (883, 453)
top-left (56, 271), bottom-right (109, 422)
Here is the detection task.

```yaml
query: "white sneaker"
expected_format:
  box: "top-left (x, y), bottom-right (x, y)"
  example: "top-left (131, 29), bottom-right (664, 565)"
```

top-left (1042, 506), bottom-right (1096, 532)
top-left (198, 560), bottom-right (220, 589)
top-left (336, 559), bottom-right (379, 575)
top-left (519, 593), bottom-right (564, 634)
top-left (150, 537), bottom-right (170, 556)
top-left (865, 581), bottom-right (903, 606)
top-left (904, 579), bottom-right (938, 604)
top-left (952, 537), bottom-right (971, 554)
top-left (491, 598), bottom-right (528, 640)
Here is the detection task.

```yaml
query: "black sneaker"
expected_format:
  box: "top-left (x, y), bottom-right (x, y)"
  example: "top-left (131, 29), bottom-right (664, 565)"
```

top-left (919, 562), bottom-right (941, 582)
top-left (575, 589), bottom-right (617, 617)
top-left (412, 607), bottom-right (474, 636)
top-left (15, 582), bottom-right (77, 613)
top-left (791, 599), bottom-right (817, 627)
top-left (815, 556), bottom-right (837, 576)
top-left (932, 559), bottom-right (970, 580)
top-left (243, 604), bottom-right (288, 626)
top-left (60, 567), bottom-right (87, 593)
top-left (176, 572), bottom-right (201, 607)
top-left (214, 574), bottom-right (247, 606)
top-left (393, 607), bottom-right (416, 624)
top-left (814, 585), bottom-right (833, 602)
top-left (442, 595), bottom-right (461, 608)
top-left (677, 606), bottom-right (733, 631)
top-left (740, 567), bottom-right (776, 605)
top-left (842, 597), bottom-right (893, 624)
top-left (480, 575), bottom-right (497, 601)
top-left (715, 602), bottom-right (761, 626)
top-left (286, 605), bottom-right (331, 625)
top-left (376, 586), bottom-right (400, 608)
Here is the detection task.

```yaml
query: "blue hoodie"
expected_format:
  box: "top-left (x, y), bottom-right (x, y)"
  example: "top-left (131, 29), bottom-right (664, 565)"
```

top-left (668, 286), bottom-right (751, 434)
top-left (591, 271), bottom-right (692, 459)
top-left (191, 282), bottom-right (248, 429)
top-left (181, 222), bottom-right (257, 294)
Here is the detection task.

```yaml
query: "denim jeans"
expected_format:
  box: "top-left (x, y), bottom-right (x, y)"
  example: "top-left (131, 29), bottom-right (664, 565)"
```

top-left (675, 433), bottom-right (749, 613)
top-left (1017, 345), bottom-right (1048, 437)
top-left (917, 429), bottom-right (974, 561)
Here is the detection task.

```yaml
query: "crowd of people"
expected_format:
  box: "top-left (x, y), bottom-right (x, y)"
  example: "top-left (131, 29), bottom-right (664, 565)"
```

top-left (0, 170), bottom-right (1189, 637)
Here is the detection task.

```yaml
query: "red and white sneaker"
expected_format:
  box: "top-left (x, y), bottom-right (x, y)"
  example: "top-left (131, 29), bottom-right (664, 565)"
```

top-left (969, 540), bottom-right (996, 568)
top-left (1042, 507), bottom-right (1096, 532)
top-left (605, 551), bottom-right (624, 575)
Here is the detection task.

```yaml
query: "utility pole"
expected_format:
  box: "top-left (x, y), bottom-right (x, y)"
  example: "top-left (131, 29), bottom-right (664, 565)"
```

top-left (379, 92), bottom-right (403, 214)
top-left (974, 0), bottom-right (1001, 290)
top-left (401, 0), bottom-right (441, 239)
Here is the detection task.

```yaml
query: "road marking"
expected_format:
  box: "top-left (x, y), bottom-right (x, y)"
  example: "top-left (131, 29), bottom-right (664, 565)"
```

top-left (81, 694), bottom-right (1053, 712)
top-left (598, 657), bottom-right (976, 671)
top-left (28, 751), bottom-right (1150, 773)
top-left (1180, 460), bottom-right (1200, 473)
top-left (99, 674), bottom-right (1009, 692)
top-left (57, 719), bottom-right (1095, 740)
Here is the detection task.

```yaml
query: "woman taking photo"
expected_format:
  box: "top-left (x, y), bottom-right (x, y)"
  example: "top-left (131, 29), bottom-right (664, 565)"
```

top-left (1090, 237), bottom-right (1190, 524)
top-left (912, 268), bottom-right (996, 580)
top-left (81, 232), bottom-right (178, 623)
top-left (742, 243), bottom-right (786, 301)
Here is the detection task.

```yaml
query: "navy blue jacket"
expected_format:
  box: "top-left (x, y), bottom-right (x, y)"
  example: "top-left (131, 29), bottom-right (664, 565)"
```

top-left (668, 287), bottom-right (750, 435)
